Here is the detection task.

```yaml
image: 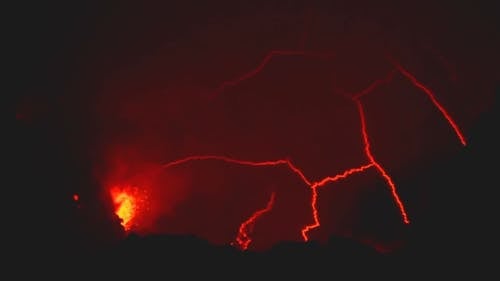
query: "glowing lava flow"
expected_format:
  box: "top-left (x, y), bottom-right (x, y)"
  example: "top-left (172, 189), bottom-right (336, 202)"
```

top-left (162, 155), bottom-right (312, 185)
top-left (339, 58), bottom-right (468, 226)
top-left (160, 155), bottom-right (311, 245)
top-left (388, 57), bottom-right (467, 146)
top-left (101, 48), bottom-right (469, 247)
top-left (197, 49), bottom-right (414, 244)
top-left (234, 192), bottom-right (276, 250)
top-left (300, 164), bottom-right (374, 241)
top-left (353, 99), bottom-right (410, 224)
top-left (338, 72), bottom-right (413, 225)
top-left (110, 187), bottom-right (137, 231)
top-left (160, 155), bottom-right (378, 242)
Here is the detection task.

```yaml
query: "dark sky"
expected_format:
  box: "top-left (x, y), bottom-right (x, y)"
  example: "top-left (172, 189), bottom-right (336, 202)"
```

top-left (10, 1), bottom-right (499, 252)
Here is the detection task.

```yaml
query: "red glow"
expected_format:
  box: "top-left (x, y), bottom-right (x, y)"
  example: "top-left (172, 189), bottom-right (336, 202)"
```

top-left (162, 155), bottom-right (312, 185)
top-left (200, 48), bottom-right (414, 242)
top-left (155, 50), bottom-right (415, 246)
top-left (351, 70), bottom-right (396, 99)
top-left (209, 50), bottom-right (335, 99)
top-left (301, 164), bottom-right (374, 241)
top-left (73, 194), bottom-right (79, 202)
top-left (388, 57), bottom-right (467, 146)
top-left (100, 46), bottom-right (471, 249)
top-left (354, 99), bottom-right (410, 224)
top-left (234, 192), bottom-right (276, 250)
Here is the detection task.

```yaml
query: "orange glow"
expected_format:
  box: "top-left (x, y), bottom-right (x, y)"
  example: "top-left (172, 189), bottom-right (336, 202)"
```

top-left (111, 187), bottom-right (137, 231)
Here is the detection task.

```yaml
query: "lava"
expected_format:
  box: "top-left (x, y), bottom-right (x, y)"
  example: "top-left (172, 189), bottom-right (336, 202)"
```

top-left (96, 46), bottom-right (469, 249)
top-left (300, 163), bottom-right (374, 241)
top-left (110, 186), bottom-right (138, 231)
top-left (202, 48), bottom-right (416, 242)
top-left (387, 56), bottom-right (467, 146)
top-left (354, 99), bottom-right (410, 224)
top-left (234, 192), bottom-right (276, 250)
top-left (162, 155), bottom-right (312, 185)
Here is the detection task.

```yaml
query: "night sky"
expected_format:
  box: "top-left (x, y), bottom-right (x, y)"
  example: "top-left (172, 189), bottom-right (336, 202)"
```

top-left (10, 1), bottom-right (499, 254)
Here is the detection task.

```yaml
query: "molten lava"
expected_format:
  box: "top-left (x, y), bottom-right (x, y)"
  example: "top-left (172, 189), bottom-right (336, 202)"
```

top-left (111, 187), bottom-right (137, 231)
top-left (234, 192), bottom-right (276, 250)
top-left (96, 46), bottom-right (469, 249)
